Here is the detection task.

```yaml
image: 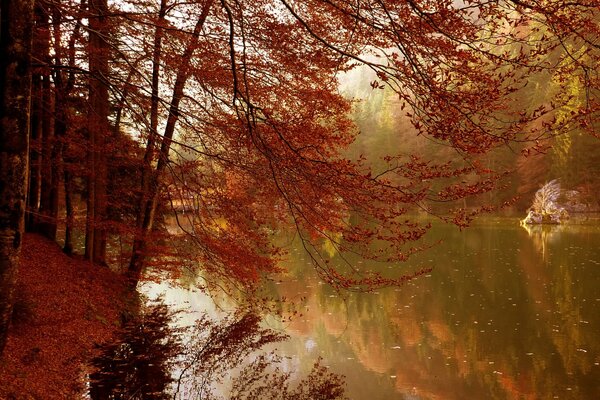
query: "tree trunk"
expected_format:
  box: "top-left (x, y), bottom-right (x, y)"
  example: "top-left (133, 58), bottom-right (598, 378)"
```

top-left (128, 0), bottom-right (168, 286)
top-left (33, 2), bottom-right (58, 240)
top-left (26, 0), bottom-right (47, 233)
top-left (37, 73), bottom-right (57, 240)
top-left (128, 0), bottom-right (213, 287)
top-left (0, 0), bottom-right (33, 355)
top-left (86, 0), bottom-right (109, 264)
top-left (26, 71), bottom-right (41, 230)
top-left (50, 5), bottom-right (73, 255)
top-left (63, 168), bottom-right (74, 255)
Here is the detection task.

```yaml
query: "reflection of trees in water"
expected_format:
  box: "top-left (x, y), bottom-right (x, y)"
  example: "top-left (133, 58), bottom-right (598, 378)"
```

top-left (272, 223), bottom-right (600, 399)
top-left (520, 223), bottom-right (563, 258)
top-left (89, 301), bottom-right (179, 399)
top-left (89, 300), bottom-right (346, 400)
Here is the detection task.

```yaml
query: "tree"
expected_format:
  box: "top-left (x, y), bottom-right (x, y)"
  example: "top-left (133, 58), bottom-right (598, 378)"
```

top-left (127, 0), bottom-right (211, 285)
top-left (90, 0), bottom-right (597, 290)
top-left (50, 0), bottom-right (87, 254)
top-left (28, 0), bottom-right (59, 240)
top-left (25, 1), bottom-right (48, 233)
top-left (13, 0), bottom-right (597, 292)
top-left (0, 0), bottom-right (34, 355)
top-left (86, 0), bottom-right (110, 264)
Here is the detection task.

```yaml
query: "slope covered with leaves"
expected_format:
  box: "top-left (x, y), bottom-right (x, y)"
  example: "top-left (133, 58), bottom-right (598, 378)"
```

top-left (0, 234), bottom-right (127, 399)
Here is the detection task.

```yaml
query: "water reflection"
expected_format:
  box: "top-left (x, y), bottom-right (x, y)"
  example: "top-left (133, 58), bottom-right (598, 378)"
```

top-left (266, 218), bottom-right (600, 399)
top-left (89, 299), bottom-right (347, 399)
top-left (89, 300), bottom-right (181, 399)
top-left (520, 222), bottom-right (564, 258)
top-left (111, 218), bottom-right (600, 399)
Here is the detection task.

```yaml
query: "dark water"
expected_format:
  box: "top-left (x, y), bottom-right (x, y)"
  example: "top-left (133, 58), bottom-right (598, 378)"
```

top-left (144, 217), bottom-right (600, 399)
top-left (263, 218), bottom-right (600, 399)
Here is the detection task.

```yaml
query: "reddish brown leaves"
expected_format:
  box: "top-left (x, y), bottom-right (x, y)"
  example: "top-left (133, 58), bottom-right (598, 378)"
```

top-left (0, 234), bottom-right (128, 399)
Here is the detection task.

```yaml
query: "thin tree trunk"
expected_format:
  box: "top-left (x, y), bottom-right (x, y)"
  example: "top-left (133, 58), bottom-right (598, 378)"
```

top-left (128, 0), bottom-right (169, 284)
top-left (85, 120), bottom-right (95, 261)
top-left (27, 0), bottom-right (48, 233)
top-left (128, 0), bottom-right (213, 287)
top-left (51, 4), bottom-right (75, 255)
top-left (36, 3), bottom-right (58, 240)
top-left (0, 0), bottom-right (34, 355)
top-left (51, 90), bottom-right (66, 243)
top-left (86, 0), bottom-right (109, 264)
top-left (48, 93), bottom-right (62, 239)
top-left (33, 1), bottom-right (58, 240)
top-left (63, 168), bottom-right (74, 255)
top-left (26, 72), bottom-right (42, 231)
top-left (38, 80), bottom-right (57, 239)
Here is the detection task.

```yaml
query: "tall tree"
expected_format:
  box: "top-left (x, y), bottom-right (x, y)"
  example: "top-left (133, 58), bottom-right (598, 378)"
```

top-left (128, 0), bottom-right (214, 285)
top-left (28, 0), bottom-right (59, 240)
top-left (0, 0), bottom-right (34, 354)
top-left (118, 0), bottom-right (497, 287)
top-left (25, 1), bottom-right (46, 232)
top-left (51, 0), bottom-right (86, 254)
top-left (100, 0), bottom-right (597, 290)
top-left (86, 0), bottom-right (110, 264)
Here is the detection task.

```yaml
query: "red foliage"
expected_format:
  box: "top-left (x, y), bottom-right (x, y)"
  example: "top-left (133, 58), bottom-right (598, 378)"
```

top-left (18, 0), bottom-right (600, 291)
top-left (0, 234), bottom-right (128, 399)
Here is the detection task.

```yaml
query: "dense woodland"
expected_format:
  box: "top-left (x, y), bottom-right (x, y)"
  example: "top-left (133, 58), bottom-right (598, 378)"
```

top-left (0, 0), bottom-right (599, 393)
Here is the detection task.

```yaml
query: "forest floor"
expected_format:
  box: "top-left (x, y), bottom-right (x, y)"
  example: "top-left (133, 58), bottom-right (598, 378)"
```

top-left (0, 233), bottom-right (129, 399)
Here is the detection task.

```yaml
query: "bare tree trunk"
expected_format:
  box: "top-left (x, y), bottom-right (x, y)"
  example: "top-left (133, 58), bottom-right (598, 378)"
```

top-left (128, 0), bottom-right (168, 285)
top-left (51, 6), bottom-right (71, 254)
top-left (58, 1), bottom-right (84, 255)
top-left (38, 73), bottom-right (57, 240)
top-left (27, 0), bottom-right (48, 233)
top-left (34, 2), bottom-right (58, 240)
top-left (26, 71), bottom-right (42, 230)
top-left (85, 115), bottom-right (95, 261)
top-left (86, 0), bottom-right (109, 264)
top-left (128, 0), bottom-right (213, 287)
top-left (63, 168), bottom-right (74, 255)
top-left (0, 0), bottom-right (33, 355)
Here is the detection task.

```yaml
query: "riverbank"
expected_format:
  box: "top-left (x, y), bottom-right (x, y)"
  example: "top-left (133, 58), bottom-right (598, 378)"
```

top-left (0, 233), bottom-right (128, 399)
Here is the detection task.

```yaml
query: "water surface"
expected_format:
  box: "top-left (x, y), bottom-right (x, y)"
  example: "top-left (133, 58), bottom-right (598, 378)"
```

top-left (149, 217), bottom-right (600, 399)
top-left (263, 217), bottom-right (600, 399)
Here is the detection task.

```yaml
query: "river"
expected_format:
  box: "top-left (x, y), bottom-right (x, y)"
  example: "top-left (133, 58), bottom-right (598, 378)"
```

top-left (144, 216), bottom-right (600, 399)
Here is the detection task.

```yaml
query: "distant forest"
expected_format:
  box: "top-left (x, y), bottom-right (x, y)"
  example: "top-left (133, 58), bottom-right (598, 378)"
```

top-left (344, 65), bottom-right (600, 213)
